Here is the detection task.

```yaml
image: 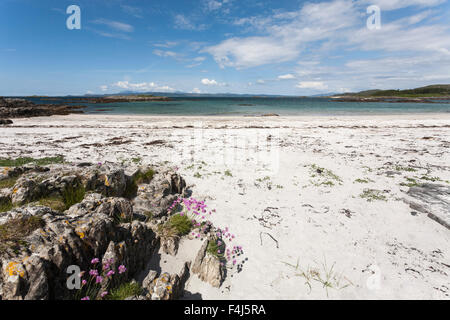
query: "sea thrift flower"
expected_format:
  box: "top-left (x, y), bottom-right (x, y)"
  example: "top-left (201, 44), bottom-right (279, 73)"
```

top-left (82, 280), bottom-right (87, 285)
top-left (81, 296), bottom-right (90, 300)
top-left (118, 265), bottom-right (126, 274)
top-left (89, 269), bottom-right (98, 277)
top-left (106, 270), bottom-right (115, 277)
top-left (91, 258), bottom-right (99, 264)
top-left (96, 276), bottom-right (103, 284)
top-left (101, 291), bottom-right (108, 298)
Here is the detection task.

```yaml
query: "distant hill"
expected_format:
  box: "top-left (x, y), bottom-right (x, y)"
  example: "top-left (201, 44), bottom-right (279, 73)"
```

top-left (337, 85), bottom-right (450, 98)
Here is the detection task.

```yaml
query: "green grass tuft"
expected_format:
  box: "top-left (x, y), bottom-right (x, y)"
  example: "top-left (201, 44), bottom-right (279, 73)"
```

top-left (107, 282), bottom-right (142, 300)
top-left (166, 214), bottom-right (193, 236)
top-left (0, 197), bottom-right (13, 213)
top-left (0, 177), bottom-right (18, 189)
top-left (360, 189), bottom-right (388, 202)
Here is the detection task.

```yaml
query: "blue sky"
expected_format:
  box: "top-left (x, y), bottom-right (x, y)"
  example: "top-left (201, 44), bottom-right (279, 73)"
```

top-left (1, 0), bottom-right (449, 96)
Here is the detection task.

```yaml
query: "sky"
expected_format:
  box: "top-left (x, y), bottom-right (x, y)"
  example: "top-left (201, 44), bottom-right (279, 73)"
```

top-left (0, 0), bottom-right (450, 96)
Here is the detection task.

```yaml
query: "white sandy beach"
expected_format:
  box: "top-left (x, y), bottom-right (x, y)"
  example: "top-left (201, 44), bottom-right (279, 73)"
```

top-left (1, 113), bottom-right (449, 300)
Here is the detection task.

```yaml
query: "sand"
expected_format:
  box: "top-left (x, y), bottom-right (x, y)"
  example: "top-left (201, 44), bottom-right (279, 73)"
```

top-left (1, 113), bottom-right (449, 299)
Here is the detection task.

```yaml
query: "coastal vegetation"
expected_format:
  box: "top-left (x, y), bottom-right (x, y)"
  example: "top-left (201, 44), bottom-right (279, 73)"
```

top-left (338, 84), bottom-right (450, 98)
top-left (0, 156), bottom-right (64, 167)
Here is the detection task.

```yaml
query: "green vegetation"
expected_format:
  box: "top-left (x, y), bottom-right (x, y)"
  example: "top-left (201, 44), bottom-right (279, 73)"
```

top-left (0, 197), bottom-right (13, 213)
top-left (38, 196), bottom-right (66, 212)
top-left (207, 237), bottom-right (225, 259)
top-left (340, 85), bottom-right (450, 98)
top-left (39, 183), bottom-right (86, 212)
top-left (0, 215), bottom-right (45, 253)
top-left (193, 172), bottom-right (202, 178)
top-left (354, 178), bottom-right (374, 184)
top-left (282, 258), bottom-right (353, 297)
top-left (166, 214), bottom-right (193, 236)
top-left (360, 189), bottom-right (388, 202)
top-left (224, 170), bottom-right (233, 177)
top-left (63, 183), bottom-right (86, 208)
top-left (394, 165), bottom-right (417, 172)
top-left (107, 282), bottom-right (143, 300)
top-left (0, 177), bottom-right (18, 189)
top-left (308, 164), bottom-right (342, 187)
top-left (0, 156), bottom-right (64, 167)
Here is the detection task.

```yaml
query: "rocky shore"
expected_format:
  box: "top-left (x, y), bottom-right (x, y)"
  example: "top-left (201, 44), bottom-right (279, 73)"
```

top-left (0, 162), bottom-right (230, 300)
top-left (330, 96), bottom-right (450, 103)
top-left (0, 97), bottom-right (85, 120)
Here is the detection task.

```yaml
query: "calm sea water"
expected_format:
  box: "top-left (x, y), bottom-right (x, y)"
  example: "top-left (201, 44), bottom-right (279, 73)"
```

top-left (25, 96), bottom-right (450, 116)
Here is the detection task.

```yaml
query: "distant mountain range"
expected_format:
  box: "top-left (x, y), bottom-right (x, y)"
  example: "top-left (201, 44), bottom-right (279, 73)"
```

top-left (335, 84), bottom-right (450, 98)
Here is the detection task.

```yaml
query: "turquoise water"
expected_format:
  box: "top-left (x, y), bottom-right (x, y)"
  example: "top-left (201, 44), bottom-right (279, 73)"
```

top-left (26, 96), bottom-right (450, 116)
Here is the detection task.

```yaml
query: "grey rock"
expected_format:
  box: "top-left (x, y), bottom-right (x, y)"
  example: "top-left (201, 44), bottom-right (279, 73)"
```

top-left (406, 183), bottom-right (450, 229)
top-left (192, 240), bottom-right (225, 288)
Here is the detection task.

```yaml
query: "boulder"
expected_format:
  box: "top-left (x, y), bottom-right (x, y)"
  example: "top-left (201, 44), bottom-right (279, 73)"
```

top-left (191, 240), bottom-right (225, 288)
top-left (405, 183), bottom-right (450, 229)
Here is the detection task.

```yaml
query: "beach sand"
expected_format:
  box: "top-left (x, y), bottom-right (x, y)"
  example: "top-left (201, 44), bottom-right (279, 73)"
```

top-left (1, 113), bottom-right (449, 299)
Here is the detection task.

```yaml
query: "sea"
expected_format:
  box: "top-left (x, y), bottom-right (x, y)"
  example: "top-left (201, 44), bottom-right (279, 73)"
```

top-left (23, 96), bottom-right (450, 116)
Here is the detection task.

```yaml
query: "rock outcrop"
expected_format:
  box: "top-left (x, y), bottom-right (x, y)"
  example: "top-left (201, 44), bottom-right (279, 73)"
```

top-left (0, 163), bottom-right (188, 299)
top-left (0, 161), bottom-right (229, 300)
top-left (405, 183), bottom-right (450, 229)
top-left (191, 240), bottom-right (225, 288)
top-left (0, 97), bottom-right (85, 118)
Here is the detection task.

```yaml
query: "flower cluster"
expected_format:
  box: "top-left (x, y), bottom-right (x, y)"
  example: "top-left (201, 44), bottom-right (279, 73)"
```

top-left (77, 258), bottom-right (127, 300)
top-left (168, 197), bottom-right (244, 271)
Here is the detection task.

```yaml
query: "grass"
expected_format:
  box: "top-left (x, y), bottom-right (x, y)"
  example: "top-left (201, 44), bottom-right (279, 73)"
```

top-left (354, 178), bottom-right (374, 184)
top-left (224, 170), bottom-right (233, 177)
top-left (360, 189), bottom-right (388, 202)
top-left (282, 258), bottom-right (353, 297)
top-left (207, 237), bottom-right (225, 260)
top-left (0, 177), bottom-right (18, 189)
top-left (0, 215), bottom-right (45, 254)
top-left (193, 172), bottom-right (202, 178)
top-left (308, 164), bottom-right (343, 187)
top-left (394, 165), bottom-right (417, 172)
top-left (38, 196), bottom-right (66, 212)
top-left (0, 156), bottom-right (64, 167)
top-left (107, 282), bottom-right (143, 300)
top-left (166, 214), bottom-right (193, 236)
top-left (39, 183), bottom-right (86, 211)
top-left (0, 197), bottom-right (13, 213)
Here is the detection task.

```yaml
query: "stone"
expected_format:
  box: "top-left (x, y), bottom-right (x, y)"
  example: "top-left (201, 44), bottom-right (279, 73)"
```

top-left (406, 183), bottom-right (450, 229)
top-left (192, 240), bottom-right (225, 288)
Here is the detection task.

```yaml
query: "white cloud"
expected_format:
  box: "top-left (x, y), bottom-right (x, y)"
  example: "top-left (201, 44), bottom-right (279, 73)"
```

top-left (296, 81), bottom-right (328, 90)
top-left (100, 85), bottom-right (108, 91)
top-left (154, 41), bottom-right (178, 48)
top-left (121, 5), bottom-right (143, 18)
top-left (191, 88), bottom-right (202, 93)
top-left (201, 78), bottom-right (219, 85)
top-left (153, 50), bottom-right (179, 58)
top-left (111, 81), bottom-right (176, 92)
top-left (361, 0), bottom-right (445, 11)
top-left (205, 0), bottom-right (358, 68)
top-left (278, 74), bottom-right (295, 80)
top-left (205, 37), bottom-right (299, 68)
top-left (92, 19), bottom-right (134, 32)
top-left (174, 14), bottom-right (206, 31)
